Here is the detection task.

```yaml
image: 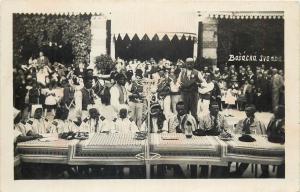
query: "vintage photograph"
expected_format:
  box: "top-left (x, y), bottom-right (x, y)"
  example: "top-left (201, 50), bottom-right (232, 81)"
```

top-left (13, 10), bottom-right (285, 179)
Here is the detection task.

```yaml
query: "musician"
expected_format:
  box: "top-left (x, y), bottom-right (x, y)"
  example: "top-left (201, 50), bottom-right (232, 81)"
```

top-left (14, 108), bottom-right (40, 145)
top-left (157, 67), bottom-right (172, 117)
top-left (141, 103), bottom-right (168, 133)
top-left (14, 108), bottom-right (40, 179)
top-left (169, 65), bottom-right (182, 114)
top-left (110, 73), bottom-right (128, 113)
top-left (81, 107), bottom-right (104, 133)
top-left (168, 101), bottom-right (197, 134)
top-left (48, 107), bottom-right (73, 133)
top-left (179, 58), bottom-right (206, 119)
top-left (167, 101), bottom-right (198, 178)
top-left (231, 105), bottom-right (267, 177)
top-left (198, 74), bottom-right (214, 118)
top-left (266, 105), bottom-right (285, 178)
top-left (26, 105), bottom-right (49, 134)
top-left (77, 77), bottom-right (98, 117)
top-left (60, 78), bottom-right (75, 110)
top-left (197, 102), bottom-right (230, 178)
top-left (128, 69), bottom-right (145, 128)
top-left (113, 105), bottom-right (139, 134)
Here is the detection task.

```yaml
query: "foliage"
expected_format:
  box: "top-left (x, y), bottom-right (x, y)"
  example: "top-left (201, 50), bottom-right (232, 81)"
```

top-left (13, 14), bottom-right (93, 65)
top-left (94, 54), bottom-right (115, 74)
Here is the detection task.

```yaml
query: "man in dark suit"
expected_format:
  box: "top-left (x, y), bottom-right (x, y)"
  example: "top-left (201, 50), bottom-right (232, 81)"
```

top-left (179, 58), bottom-right (206, 119)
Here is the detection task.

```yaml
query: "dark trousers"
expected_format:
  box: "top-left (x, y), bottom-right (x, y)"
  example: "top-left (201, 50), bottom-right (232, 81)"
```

top-left (200, 165), bottom-right (227, 178)
top-left (236, 163), bottom-right (269, 177)
top-left (181, 92), bottom-right (198, 119)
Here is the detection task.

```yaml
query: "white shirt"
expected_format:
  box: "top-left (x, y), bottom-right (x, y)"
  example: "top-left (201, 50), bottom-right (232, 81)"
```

top-left (27, 118), bottom-right (49, 134)
top-left (198, 82), bottom-right (214, 94)
top-left (48, 119), bottom-right (73, 133)
top-left (110, 84), bottom-right (128, 112)
top-left (141, 117), bottom-right (168, 133)
top-left (113, 118), bottom-right (139, 133)
top-left (81, 118), bottom-right (103, 133)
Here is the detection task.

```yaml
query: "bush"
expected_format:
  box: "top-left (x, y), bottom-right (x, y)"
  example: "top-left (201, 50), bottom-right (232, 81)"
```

top-left (94, 54), bottom-right (115, 74)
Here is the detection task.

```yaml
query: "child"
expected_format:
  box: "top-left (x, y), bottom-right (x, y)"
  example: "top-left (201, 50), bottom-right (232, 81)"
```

top-left (224, 83), bottom-right (239, 117)
top-left (42, 80), bottom-right (59, 117)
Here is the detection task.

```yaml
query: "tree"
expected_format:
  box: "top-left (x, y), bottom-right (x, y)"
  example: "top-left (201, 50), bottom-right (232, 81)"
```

top-left (94, 54), bottom-right (115, 74)
top-left (13, 13), bottom-right (93, 65)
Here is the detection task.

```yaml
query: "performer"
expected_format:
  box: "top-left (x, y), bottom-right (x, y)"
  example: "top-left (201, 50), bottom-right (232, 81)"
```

top-left (26, 105), bottom-right (49, 134)
top-left (197, 102), bottom-right (230, 178)
top-left (113, 105), bottom-right (139, 134)
top-left (128, 69), bottom-right (145, 128)
top-left (157, 67), bottom-right (172, 118)
top-left (168, 101), bottom-right (198, 178)
top-left (81, 107), bottom-right (103, 133)
top-left (76, 77), bottom-right (98, 117)
top-left (48, 107), bottom-right (73, 133)
top-left (141, 103), bottom-right (168, 133)
top-left (231, 105), bottom-right (267, 177)
top-left (169, 65), bottom-right (182, 114)
top-left (14, 108), bottom-right (40, 179)
top-left (198, 74), bottom-right (214, 118)
top-left (179, 58), bottom-right (206, 119)
top-left (110, 73), bottom-right (128, 113)
top-left (271, 69), bottom-right (284, 112)
top-left (266, 105), bottom-right (285, 178)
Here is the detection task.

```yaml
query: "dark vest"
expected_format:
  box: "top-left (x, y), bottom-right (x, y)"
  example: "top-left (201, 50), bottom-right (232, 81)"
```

top-left (81, 88), bottom-right (94, 110)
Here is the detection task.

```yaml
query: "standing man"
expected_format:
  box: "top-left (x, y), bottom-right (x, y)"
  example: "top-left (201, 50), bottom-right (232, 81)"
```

top-left (110, 73), bottom-right (128, 113)
top-left (128, 69), bottom-right (145, 128)
top-left (271, 68), bottom-right (284, 112)
top-left (76, 77), bottom-right (98, 118)
top-left (179, 58), bottom-right (206, 119)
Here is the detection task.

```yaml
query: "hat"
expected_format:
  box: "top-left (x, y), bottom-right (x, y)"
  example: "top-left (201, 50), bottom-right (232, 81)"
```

top-left (245, 104), bottom-right (256, 112)
top-left (185, 58), bottom-right (194, 64)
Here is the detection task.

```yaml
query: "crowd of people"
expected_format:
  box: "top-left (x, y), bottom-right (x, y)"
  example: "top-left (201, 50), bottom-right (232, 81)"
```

top-left (13, 51), bottom-right (285, 178)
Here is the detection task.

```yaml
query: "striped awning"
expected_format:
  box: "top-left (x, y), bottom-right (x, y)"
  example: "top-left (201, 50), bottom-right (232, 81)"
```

top-left (114, 32), bottom-right (196, 41)
top-left (111, 11), bottom-right (198, 40)
top-left (206, 11), bottom-right (284, 19)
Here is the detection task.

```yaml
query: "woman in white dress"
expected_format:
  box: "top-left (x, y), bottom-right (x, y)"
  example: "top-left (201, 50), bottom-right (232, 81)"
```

top-left (224, 84), bottom-right (238, 117)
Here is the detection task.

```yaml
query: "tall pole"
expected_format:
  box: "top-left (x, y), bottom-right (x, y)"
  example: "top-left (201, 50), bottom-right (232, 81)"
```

top-left (145, 96), bottom-right (151, 179)
top-left (142, 78), bottom-right (155, 179)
